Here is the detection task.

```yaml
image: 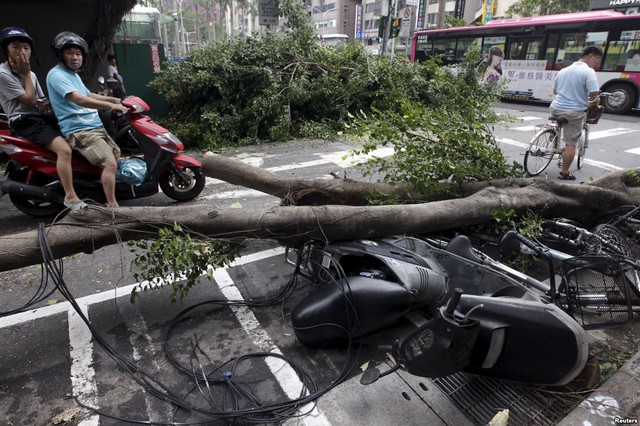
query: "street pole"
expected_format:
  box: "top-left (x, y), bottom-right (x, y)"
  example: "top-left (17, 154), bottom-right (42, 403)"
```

top-left (380, 0), bottom-right (393, 56)
top-left (390, 0), bottom-right (398, 59)
top-left (173, 0), bottom-right (181, 56)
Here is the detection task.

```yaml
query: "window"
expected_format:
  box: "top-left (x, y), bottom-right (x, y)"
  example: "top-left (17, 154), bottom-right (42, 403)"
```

top-left (603, 36), bottom-right (640, 71)
top-left (433, 39), bottom-right (457, 61)
top-left (545, 34), bottom-right (559, 69)
top-left (555, 32), bottom-right (607, 69)
top-left (482, 36), bottom-right (506, 57)
top-left (455, 38), bottom-right (482, 60)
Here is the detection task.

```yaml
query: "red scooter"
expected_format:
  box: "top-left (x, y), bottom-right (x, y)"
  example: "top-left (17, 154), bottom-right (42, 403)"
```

top-left (0, 95), bottom-right (205, 216)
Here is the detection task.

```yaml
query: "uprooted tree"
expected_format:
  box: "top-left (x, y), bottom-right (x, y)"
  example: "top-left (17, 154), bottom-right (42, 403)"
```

top-left (1, 157), bottom-right (639, 273)
top-left (1, 0), bottom-right (638, 295)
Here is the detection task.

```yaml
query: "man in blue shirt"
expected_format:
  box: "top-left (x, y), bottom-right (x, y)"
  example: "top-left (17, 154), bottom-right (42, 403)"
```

top-left (550, 46), bottom-right (603, 180)
top-left (46, 32), bottom-right (128, 208)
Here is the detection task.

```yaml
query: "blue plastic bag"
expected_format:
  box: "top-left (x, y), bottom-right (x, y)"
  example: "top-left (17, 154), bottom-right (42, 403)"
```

top-left (115, 158), bottom-right (147, 185)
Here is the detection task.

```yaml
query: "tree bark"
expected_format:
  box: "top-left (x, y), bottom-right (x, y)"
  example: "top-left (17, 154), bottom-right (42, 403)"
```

top-left (1, 160), bottom-right (639, 272)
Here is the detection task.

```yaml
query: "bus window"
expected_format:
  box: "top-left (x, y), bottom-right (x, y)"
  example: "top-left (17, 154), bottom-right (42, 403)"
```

top-left (526, 39), bottom-right (542, 60)
top-left (555, 32), bottom-right (606, 69)
top-left (415, 34), bottom-right (432, 61)
top-left (482, 36), bottom-right (506, 57)
top-left (433, 39), bottom-right (457, 63)
top-left (508, 40), bottom-right (525, 59)
top-left (603, 38), bottom-right (640, 71)
top-left (455, 38), bottom-right (481, 61)
top-left (545, 34), bottom-right (560, 69)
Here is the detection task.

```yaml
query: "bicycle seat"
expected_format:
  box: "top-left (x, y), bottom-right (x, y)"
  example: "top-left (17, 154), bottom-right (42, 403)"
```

top-left (548, 115), bottom-right (568, 125)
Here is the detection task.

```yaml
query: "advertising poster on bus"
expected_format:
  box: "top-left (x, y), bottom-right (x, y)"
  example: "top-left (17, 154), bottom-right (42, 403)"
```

top-left (501, 60), bottom-right (556, 102)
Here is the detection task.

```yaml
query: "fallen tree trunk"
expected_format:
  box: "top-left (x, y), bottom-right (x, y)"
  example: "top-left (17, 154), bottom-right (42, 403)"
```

top-left (201, 152), bottom-right (640, 205)
top-left (1, 170), bottom-right (639, 272)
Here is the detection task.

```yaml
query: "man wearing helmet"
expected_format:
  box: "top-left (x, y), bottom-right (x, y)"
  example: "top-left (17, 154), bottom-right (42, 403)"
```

top-left (0, 27), bottom-right (85, 209)
top-left (46, 31), bottom-right (128, 208)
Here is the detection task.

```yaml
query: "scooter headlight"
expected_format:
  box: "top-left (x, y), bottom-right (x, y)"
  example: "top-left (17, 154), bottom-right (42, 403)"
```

top-left (149, 132), bottom-right (184, 150)
top-left (0, 144), bottom-right (23, 155)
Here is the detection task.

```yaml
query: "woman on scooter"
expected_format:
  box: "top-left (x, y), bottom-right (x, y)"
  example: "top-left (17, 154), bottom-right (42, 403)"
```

top-left (46, 31), bottom-right (128, 208)
top-left (0, 27), bottom-right (85, 210)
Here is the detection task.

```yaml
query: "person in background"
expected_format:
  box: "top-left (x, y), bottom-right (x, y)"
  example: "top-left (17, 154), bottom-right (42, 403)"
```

top-left (107, 53), bottom-right (126, 99)
top-left (46, 31), bottom-right (128, 208)
top-left (550, 45), bottom-right (602, 181)
top-left (0, 27), bottom-right (85, 209)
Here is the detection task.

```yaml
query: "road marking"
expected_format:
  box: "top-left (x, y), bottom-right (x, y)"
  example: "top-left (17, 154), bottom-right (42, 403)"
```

top-left (589, 128), bottom-right (637, 140)
top-left (496, 137), bottom-right (623, 171)
top-left (68, 306), bottom-right (100, 426)
top-left (496, 137), bottom-right (528, 148)
top-left (625, 147), bottom-right (640, 155)
top-left (0, 247), bottom-right (287, 329)
top-left (511, 125), bottom-right (537, 132)
top-left (213, 267), bottom-right (331, 426)
top-left (518, 116), bottom-right (542, 121)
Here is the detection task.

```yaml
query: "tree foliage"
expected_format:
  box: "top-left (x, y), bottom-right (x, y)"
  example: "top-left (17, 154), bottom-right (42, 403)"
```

top-left (151, 0), bottom-right (487, 150)
top-left (506, 0), bottom-right (590, 17)
top-left (345, 47), bottom-right (523, 198)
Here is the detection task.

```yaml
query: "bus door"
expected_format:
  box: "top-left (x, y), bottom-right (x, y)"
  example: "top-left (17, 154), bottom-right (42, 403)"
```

top-left (507, 38), bottom-right (543, 60)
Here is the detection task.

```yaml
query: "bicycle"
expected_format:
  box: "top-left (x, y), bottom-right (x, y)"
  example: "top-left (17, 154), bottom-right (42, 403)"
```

top-left (523, 93), bottom-right (610, 177)
top-left (541, 218), bottom-right (634, 259)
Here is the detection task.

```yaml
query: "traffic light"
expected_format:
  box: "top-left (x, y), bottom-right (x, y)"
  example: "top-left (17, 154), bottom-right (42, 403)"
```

top-left (377, 16), bottom-right (402, 39)
top-left (390, 17), bottom-right (401, 38)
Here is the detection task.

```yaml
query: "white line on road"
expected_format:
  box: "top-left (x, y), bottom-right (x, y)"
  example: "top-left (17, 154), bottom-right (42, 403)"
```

top-left (588, 128), bottom-right (637, 140)
top-left (511, 125), bottom-right (537, 132)
top-left (69, 306), bottom-right (100, 426)
top-left (495, 137), bottom-right (623, 171)
top-left (213, 267), bottom-right (331, 426)
top-left (517, 116), bottom-right (542, 121)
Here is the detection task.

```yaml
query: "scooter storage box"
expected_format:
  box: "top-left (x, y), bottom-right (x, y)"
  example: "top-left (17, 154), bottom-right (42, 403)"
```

top-left (291, 275), bottom-right (412, 348)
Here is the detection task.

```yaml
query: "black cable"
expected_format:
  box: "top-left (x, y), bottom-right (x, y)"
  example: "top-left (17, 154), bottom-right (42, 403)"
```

top-left (38, 224), bottom-right (365, 424)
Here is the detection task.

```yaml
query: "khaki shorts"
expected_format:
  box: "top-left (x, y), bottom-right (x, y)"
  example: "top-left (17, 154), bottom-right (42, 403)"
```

top-left (549, 107), bottom-right (587, 147)
top-left (67, 127), bottom-right (120, 168)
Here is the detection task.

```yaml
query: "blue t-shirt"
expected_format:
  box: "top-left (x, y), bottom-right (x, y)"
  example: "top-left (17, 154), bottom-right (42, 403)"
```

top-left (46, 65), bottom-right (102, 136)
top-left (550, 61), bottom-right (600, 111)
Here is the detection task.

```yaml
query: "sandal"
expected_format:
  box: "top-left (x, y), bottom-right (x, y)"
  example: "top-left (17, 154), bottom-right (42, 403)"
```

top-left (63, 200), bottom-right (88, 210)
top-left (558, 172), bottom-right (576, 181)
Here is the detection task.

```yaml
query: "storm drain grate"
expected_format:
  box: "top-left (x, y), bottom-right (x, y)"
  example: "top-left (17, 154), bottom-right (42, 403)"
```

top-left (433, 373), bottom-right (582, 425)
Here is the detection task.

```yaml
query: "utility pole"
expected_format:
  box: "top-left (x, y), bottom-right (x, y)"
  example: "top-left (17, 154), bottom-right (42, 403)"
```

top-left (437, 0), bottom-right (446, 28)
top-left (380, 0), bottom-right (393, 56)
top-left (173, 0), bottom-right (181, 56)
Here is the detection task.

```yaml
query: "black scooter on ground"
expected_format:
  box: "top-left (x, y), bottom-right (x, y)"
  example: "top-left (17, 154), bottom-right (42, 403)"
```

top-left (289, 235), bottom-right (589, 387)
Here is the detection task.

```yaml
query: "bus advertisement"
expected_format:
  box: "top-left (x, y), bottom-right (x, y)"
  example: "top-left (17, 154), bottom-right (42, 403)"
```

top-left (411, 11), bottom-right (640, 114)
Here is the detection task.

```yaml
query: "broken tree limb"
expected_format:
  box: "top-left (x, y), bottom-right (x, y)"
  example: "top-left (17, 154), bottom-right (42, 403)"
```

top-left (1, 174), bottom-right (639, 272)
top-left (201, 151), bottom-right (640, 205)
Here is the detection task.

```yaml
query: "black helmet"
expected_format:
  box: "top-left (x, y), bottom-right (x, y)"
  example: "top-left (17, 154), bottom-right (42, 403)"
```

top-left (51, 31), bottom-right (88, 66)
top-left (0, 27), bottom-right (34, 58)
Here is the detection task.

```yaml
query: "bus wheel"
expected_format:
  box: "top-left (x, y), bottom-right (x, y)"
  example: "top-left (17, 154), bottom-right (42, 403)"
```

top-left (603, 84), bottom-right (636, 114)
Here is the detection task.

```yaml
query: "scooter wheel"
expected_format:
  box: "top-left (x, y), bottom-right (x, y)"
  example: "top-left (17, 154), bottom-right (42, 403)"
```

top-left (7, 166), bottom-right (64, 217)
top-left (160, 166), bottom-right (205, 201)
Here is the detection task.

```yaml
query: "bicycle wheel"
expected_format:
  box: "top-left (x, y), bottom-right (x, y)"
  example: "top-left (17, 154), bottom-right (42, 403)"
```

top-left (593, 223), bottom-right (634, 259)
top-left (524, 128), bottom-right (557, 176)
top-left (577, 125), bottom-right (588, 170)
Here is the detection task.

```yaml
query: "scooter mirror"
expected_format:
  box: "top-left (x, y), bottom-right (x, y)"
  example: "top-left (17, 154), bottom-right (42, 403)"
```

top-left (98, 76), bottom-right (105, 85)
top-left (360, 368), bottom-right (381, 385)
top-left (499, 230), bottom-right (521, 258)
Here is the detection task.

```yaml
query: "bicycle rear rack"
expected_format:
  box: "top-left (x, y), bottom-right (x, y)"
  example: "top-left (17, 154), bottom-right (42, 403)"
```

top-left (561, 256), bottom-right (637, 329)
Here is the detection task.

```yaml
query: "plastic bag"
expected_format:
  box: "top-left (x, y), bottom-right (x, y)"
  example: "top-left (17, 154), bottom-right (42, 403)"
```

top-left (115, 158), bottom-right (147, 185)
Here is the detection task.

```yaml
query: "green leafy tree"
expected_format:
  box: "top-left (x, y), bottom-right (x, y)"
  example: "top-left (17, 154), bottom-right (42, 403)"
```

top-left (506, 0), bottom-right (590, 17)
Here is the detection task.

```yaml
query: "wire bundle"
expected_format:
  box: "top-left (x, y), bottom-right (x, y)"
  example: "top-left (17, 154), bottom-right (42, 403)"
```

top-left (37, 225), bottom-right (365, 424)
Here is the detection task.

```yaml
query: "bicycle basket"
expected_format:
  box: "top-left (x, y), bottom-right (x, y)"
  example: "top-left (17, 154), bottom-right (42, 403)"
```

top-left (586, 106), bottom-right (604, 125)
top-left (561, 256), bottom-right (636, 329)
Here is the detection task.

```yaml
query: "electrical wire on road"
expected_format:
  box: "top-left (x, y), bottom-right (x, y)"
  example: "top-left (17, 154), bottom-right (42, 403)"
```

top-left (36, 223), bottom-right (367, 424)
